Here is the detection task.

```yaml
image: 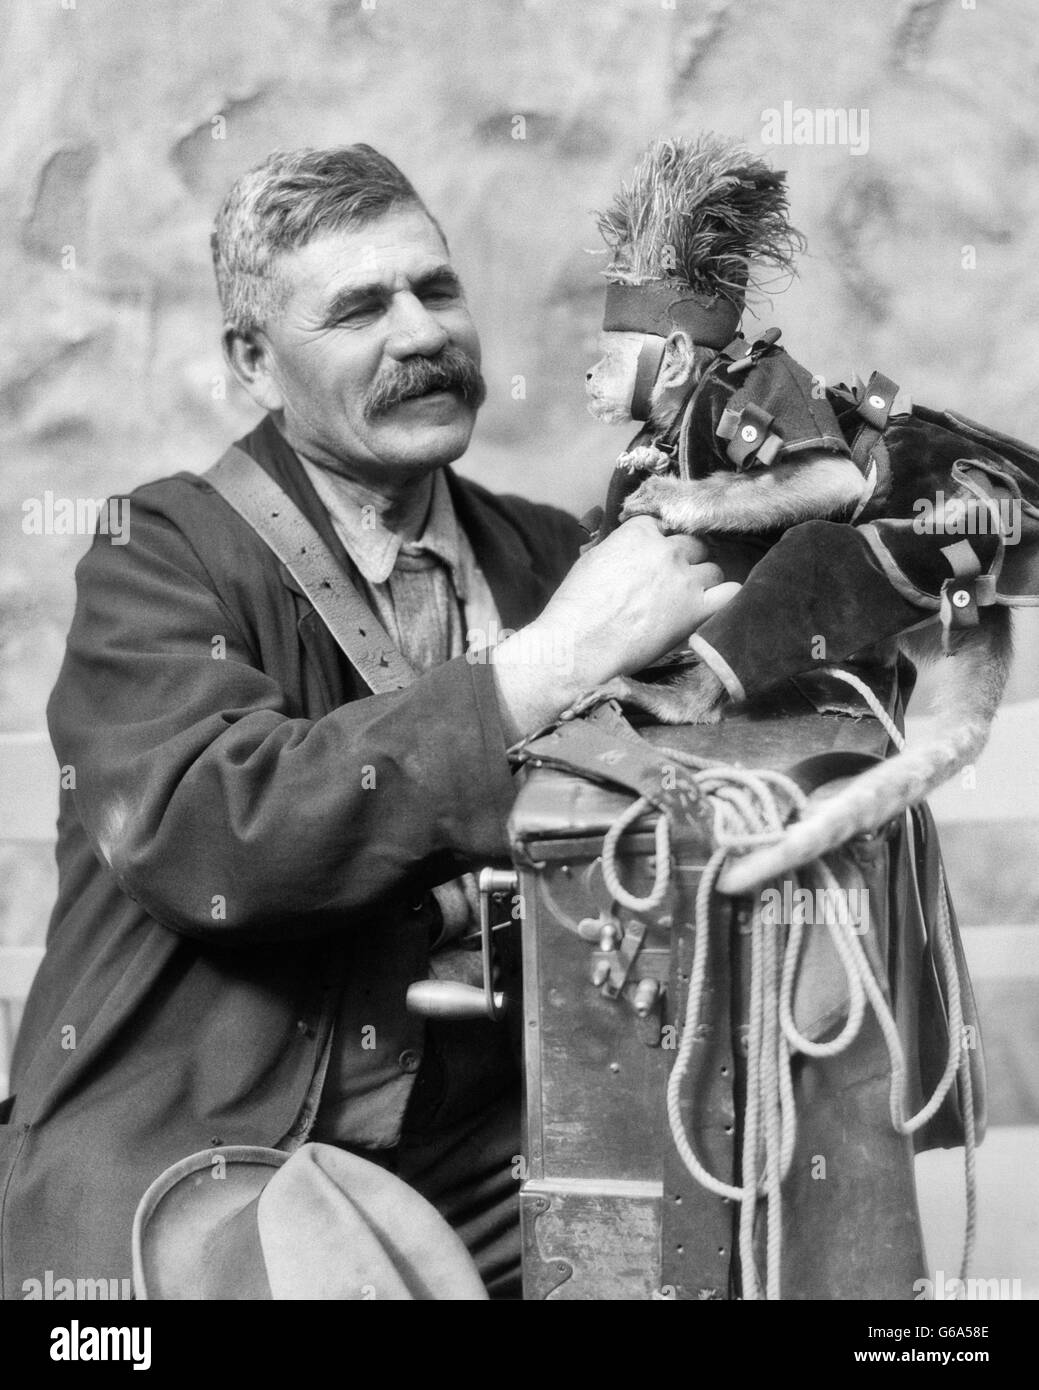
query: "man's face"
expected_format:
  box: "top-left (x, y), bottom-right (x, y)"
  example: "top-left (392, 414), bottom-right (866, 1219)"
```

top-left (585, 331), bottom-right (645, 424)
top-left (244, 206), bottom-right (485, 482)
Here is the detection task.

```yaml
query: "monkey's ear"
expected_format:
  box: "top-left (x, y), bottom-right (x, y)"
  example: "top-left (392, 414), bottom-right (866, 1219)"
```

top-left (657, 330), bottom-right (698, 392)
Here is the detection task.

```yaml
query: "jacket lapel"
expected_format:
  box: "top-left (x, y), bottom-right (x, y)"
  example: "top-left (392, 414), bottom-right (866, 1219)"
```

top-left (445, 469), bottom-right (559, 631)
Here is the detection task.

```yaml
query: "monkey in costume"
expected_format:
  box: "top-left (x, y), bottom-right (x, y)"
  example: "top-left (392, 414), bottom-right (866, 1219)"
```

top-left (575, 136), bottom-right (1039, 894)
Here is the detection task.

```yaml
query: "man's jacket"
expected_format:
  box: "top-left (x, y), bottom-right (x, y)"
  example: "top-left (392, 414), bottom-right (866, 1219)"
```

top-left (0, 415), bottom-right (583, 1299)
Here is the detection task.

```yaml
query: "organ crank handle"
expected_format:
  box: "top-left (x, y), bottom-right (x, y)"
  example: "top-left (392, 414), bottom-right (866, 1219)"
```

top-left (405, 868), bottom-right (514, 1021)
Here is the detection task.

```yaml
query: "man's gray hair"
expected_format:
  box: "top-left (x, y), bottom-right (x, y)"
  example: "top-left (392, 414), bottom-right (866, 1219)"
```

top-left (211, 145), bottom-right (441, 335)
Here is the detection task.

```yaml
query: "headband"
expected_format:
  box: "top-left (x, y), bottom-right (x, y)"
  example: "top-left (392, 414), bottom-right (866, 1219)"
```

top-left (602, 280), bottom-right (741, 347)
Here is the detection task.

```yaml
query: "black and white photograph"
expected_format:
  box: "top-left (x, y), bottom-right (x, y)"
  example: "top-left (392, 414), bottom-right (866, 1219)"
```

top-left (1, 0), bottom-right (1037, 1350)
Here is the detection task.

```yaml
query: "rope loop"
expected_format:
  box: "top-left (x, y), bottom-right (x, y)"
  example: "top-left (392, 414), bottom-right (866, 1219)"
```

top-left (597, 725), bottom-right (974, 1298)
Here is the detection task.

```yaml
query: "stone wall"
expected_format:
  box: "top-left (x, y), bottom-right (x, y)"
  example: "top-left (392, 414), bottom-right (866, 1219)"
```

top-left (2, 0), bottom-right (1038, 948)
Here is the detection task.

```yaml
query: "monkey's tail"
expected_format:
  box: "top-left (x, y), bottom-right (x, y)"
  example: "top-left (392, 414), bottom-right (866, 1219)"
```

top-left (718, 612), bottom-right (1012, 896)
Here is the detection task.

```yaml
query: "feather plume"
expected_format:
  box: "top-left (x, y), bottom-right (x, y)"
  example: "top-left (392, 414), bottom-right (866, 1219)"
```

top-left (596, 135), bottom-right (805, 301)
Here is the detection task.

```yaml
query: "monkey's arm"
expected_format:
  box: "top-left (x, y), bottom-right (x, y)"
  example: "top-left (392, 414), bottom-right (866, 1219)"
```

top-left (687, 519), bottom-right (927, 703)
top-left (565, 518), bottom-right (931, 725)
top-left (563, 517), bottom-right (923, 727)
top-left (620, 454), bottom-right (866, 535)
top-left (562, 662), bottom-right (727, 726)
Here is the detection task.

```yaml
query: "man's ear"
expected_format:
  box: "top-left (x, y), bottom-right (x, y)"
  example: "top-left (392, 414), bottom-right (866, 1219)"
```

top-left (655, 330), bottom-right (698, 393)
top-left (223, 327), bottom-right (285, 414)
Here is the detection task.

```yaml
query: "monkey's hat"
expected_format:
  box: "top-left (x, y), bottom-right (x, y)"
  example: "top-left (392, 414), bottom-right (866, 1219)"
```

top-left (593, 137), bottom-right (851, 533)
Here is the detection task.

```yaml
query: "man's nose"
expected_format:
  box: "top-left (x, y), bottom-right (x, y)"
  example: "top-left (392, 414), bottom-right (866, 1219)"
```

top-left (385, 294), bottom-right (450, 359)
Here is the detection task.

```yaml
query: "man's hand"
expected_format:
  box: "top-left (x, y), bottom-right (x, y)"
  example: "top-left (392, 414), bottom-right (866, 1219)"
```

top-left (490, 516), bottom-right (740, 741)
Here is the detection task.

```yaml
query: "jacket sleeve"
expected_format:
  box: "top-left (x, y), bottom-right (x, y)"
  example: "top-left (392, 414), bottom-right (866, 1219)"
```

top-left (689, 520), bottom-right (926, 702)
top-left (46, 486), bottom-right (522, 943)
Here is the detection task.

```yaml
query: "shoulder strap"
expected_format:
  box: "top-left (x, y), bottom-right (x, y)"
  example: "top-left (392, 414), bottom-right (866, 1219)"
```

top-left (204, 445), bottom-right (416, 695)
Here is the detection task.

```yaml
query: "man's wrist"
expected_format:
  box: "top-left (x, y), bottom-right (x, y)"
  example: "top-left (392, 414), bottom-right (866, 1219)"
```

top-left (489, 621), bottom-right (584, 743)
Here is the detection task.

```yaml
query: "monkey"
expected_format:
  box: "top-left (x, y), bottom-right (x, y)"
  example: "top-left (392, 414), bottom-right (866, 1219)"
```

top-left (572, 325), bottom-right (1015, 895)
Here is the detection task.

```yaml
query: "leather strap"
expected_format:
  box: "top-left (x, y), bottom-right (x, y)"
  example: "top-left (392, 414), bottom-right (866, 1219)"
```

top-left (719, 401), bottom-right (782, 471)
top-left (204, 446), bottom-right (417, 695)
top-left (630, 337), bottom-right (668, 423)
top-left (855, 371), bottom-right (900, 431)
top-left (512, 704), bottom-right (712, 834)
top-left (849, 370), bottom-right (903, 483)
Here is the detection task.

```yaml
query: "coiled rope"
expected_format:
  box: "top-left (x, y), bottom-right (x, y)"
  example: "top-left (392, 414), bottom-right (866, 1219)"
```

top-left (598, 669), bottom-right (977, 1299)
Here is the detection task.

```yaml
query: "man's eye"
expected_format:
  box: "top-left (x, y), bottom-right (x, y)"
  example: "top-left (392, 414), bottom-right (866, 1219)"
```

top-left (338, 305), bottom-right (381, 324)
top-left (420, 284), bottom-right (461, 305)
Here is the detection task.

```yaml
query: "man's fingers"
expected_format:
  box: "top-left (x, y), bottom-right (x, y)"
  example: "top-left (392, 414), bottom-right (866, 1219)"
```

top-left (619, 514), bottom-right (662, 537)
top-left (690, 561), bottom-right (725, 590)
top-left (665, 533), bottom-right (711, 565)
top-left (699, 580), bottom-right (742, 616)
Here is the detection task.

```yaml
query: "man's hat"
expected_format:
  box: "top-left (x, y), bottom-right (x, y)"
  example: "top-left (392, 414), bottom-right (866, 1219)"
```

top-left (132, 1143), bottom-right (489, 1300)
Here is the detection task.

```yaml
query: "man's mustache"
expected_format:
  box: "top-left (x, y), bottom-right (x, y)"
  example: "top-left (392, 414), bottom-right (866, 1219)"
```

top-left (364, 348), bottom-right (487, 420)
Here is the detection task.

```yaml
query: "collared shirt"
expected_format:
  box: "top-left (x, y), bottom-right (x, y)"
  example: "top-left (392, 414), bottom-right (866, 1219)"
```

top-left (298, 460), bottom-right (500, 672)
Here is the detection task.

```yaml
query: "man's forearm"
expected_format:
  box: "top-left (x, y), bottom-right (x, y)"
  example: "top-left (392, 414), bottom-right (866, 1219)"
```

top-left (53, 497), bottom-right (520, 941)
top-left (489, 622), bottom-right (584, 744)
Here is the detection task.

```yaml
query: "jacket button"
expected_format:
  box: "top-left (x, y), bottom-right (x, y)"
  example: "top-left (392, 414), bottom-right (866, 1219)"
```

top-left (397, 1049), bottom-right (422, 1074)
top-left (296, 1020), bottom-right (314, 1038)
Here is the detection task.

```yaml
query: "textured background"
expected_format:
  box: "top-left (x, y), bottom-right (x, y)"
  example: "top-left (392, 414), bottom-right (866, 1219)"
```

top-left (2, 0), bottom-right (1039, 1054)
top-left (4, 0), bottom-right (1039, 730)
top-left (1, 0), bottom-right (1038, 1292)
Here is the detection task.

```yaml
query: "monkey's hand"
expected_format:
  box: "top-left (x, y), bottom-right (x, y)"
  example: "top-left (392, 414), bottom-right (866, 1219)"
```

top-left (561, 663), bottom-right (727, 726)
top-left (620, 476), bottom-right (706, 535)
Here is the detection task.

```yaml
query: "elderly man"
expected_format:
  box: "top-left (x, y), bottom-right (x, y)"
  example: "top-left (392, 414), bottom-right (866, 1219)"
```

top-left (1, 146), bottom-right (736, 1299)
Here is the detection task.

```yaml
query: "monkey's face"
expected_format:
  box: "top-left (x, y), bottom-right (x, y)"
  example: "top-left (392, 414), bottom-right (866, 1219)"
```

top-left (585, 332), bottom-right (646, 423)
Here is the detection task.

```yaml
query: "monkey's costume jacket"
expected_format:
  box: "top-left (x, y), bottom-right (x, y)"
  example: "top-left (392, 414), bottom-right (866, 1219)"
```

top-left (600, 323), bottom-right (1039, 700)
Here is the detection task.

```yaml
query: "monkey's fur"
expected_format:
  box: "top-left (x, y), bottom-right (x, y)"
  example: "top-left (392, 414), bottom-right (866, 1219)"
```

top-left (578, 331), bottom-right (1013, 894)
